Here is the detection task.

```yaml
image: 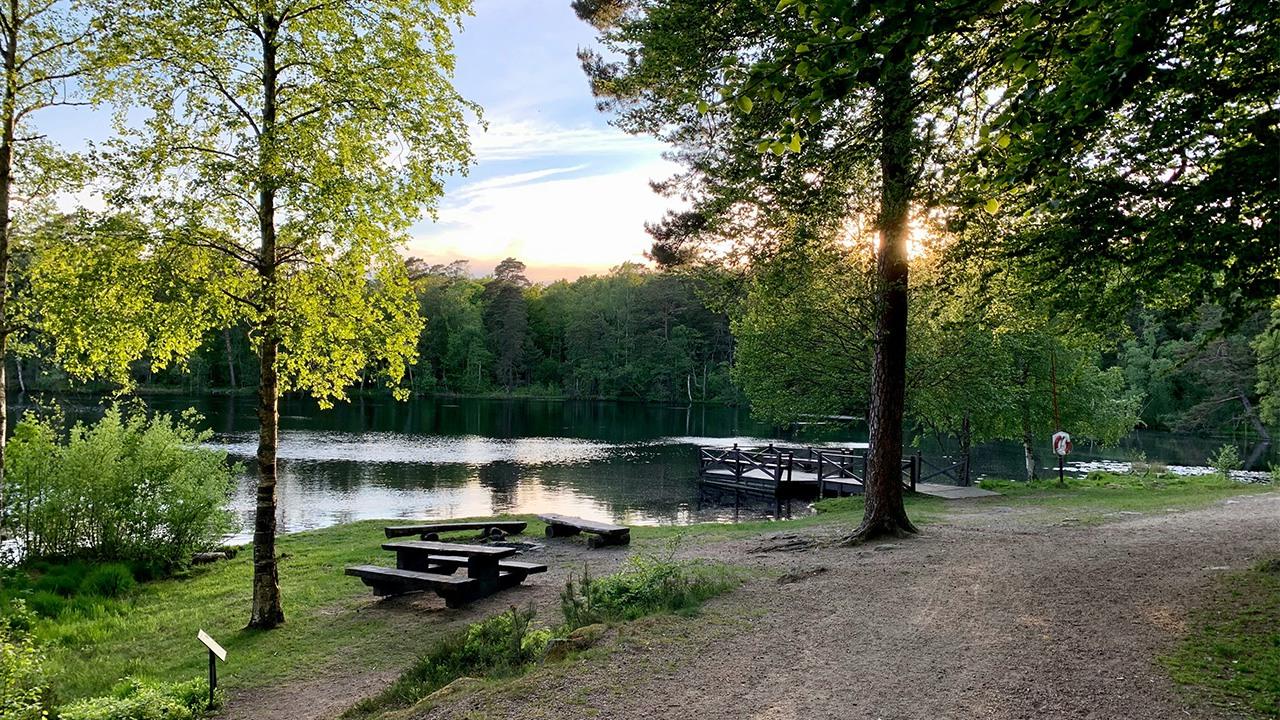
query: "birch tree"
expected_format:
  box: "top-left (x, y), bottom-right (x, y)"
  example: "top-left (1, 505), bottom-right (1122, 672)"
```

top-left (86, 0), bottom-right (477, 628)
top-left (0, 0), bottom-right (98, 527)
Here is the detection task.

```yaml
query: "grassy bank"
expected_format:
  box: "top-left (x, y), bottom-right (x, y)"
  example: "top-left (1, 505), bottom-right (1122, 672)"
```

top-left (24, 510), bottom-right (836, 705)
top-left (1164, 557), bottom-right (1280, 718)
top-left (979, 472), bottom-right (1275, 523)
top-left (17, 472), bottom-right (1270, 708)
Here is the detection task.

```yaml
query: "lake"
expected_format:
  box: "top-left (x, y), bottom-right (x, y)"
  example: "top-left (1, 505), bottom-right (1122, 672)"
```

top-left (60, 395), bottom-right (1277, 542)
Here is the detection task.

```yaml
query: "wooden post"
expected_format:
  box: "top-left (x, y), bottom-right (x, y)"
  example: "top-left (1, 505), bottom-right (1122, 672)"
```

top-left (817, 451), bottom-right (825, 497)
top-left (732, 443), bottom-right (741, 489)
top-left (912, 451), bottom-right (921, 492)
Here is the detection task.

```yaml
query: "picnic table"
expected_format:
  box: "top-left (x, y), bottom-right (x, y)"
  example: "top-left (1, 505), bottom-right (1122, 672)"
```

top-left (346, 539), bottom-right (546, 608)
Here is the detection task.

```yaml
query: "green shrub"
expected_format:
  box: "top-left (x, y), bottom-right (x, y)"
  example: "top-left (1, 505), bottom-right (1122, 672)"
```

top-left (560, 548), bottom-right (734, 629)
top-left (27, 590), bottom-right (67, 619)
top-left (1210, 443), bottom-right (1241, 478)
top-left (57, 676), bottom-right (216, 720)
top-left (81, 564), bottom-right (137, 598)
top-left (35, 561), bottom-right (91, 596)
top-left (346, 606), bottom-right (549, 717)
top-left (0, 601), bottom-right (51, 720)
top-left (6, 404), bottom-right (236, 572)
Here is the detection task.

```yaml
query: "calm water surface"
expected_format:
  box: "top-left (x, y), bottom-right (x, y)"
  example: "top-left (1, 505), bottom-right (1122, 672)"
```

top-left (71, 395), bottom-right (1277, 541)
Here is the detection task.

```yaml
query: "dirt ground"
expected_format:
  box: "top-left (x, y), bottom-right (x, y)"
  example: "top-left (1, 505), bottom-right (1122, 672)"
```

top-left (227, 492), bottom-right (1280, 720)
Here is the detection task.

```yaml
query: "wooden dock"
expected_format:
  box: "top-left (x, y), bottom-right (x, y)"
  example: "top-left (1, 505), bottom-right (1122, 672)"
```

top-left (697, 444), bottom-right (997, 500)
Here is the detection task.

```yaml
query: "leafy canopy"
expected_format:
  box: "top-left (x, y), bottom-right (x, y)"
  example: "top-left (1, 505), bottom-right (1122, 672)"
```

top-left (42, 0), bottom-right (482, 399)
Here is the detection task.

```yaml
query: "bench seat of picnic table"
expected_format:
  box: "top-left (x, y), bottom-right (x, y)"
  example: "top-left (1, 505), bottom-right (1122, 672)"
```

top-left (384, 520), bottom-right (527, 539)
top-left (344, 565), bottom-right (477, 607)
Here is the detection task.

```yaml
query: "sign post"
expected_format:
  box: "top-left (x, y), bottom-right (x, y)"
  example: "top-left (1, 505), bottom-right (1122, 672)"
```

top-left (1051, 431), bottom-right (1072, 485)
top-left (1049, 349), bottom-right (1071, 486)
top-left (197, 630), bottom-right (227, 709)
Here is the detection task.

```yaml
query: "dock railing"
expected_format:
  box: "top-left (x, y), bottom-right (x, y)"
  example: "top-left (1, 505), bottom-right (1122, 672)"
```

top-left (699, 444), bottom-right (921, 497)
top-left (918, 455), bottom-right (969, 486)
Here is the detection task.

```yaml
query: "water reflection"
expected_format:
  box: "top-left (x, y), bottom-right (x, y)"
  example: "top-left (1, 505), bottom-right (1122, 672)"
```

top-left (33, 394), bottom-right (1273, 542)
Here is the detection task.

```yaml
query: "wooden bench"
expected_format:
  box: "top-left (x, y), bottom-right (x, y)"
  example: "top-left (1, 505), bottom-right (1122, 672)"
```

top-left (538, 514), bottom-right (631, 548)
top-left (344, 565), bottom-right (477, 608)
top-left (384, 520), bottom-right (528, 540)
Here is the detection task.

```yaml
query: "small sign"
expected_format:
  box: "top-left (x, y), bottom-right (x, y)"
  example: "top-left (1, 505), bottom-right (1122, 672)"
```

top-left (1051, 431), bottom-right (1073, 457)
top-left (198, 630), bottom-right (227, 662)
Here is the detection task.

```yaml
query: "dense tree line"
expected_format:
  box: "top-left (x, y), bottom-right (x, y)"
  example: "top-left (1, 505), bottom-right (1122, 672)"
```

top-left (406, 257), bottom-right (739, 402)
top-left (13, 257), bottom-right (741, 405)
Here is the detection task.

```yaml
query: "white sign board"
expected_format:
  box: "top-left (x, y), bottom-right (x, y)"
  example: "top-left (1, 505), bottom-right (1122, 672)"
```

top-left (198, 630), bottom-right (227, 662)
top-left (1051, 431), bottom-right (1072, 457)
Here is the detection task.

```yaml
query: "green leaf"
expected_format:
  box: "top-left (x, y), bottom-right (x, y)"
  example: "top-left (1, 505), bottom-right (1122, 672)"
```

top-left (997, 134), bottom-right (1012, 149)
top-left (796, 43), bottom-right (810, 53)
top-left (788, 133), bottom-right (802, 152)
top-left (737, 96), bottom-right (754, 114)
top-left (985, 199), bottom-right (1000, 215)
top-left (696, 100), bottom-right (710, 114)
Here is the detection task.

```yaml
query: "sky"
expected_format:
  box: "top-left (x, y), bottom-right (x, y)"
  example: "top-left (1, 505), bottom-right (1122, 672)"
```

top-left (410, 0), bottom-right (681, 281)
top-left (39, 0), bottom-right (679, 283)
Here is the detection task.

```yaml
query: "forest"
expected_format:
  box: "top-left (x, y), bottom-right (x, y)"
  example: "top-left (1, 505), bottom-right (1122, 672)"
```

top-left (15, 249), bottom-right (1275, 468)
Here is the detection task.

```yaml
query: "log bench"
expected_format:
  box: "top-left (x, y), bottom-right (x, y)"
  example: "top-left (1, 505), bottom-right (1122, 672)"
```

top-left (384, 520), bottom-right (528, 540)
top-left (537, 514), bottom-right (631, 548)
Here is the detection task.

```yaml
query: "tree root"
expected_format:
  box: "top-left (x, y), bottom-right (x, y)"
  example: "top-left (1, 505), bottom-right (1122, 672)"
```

top-left (841, 516), bottom-right (919, 546)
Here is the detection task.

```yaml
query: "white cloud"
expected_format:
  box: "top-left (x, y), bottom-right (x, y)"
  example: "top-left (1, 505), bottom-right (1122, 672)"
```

top-left (409, 158), bottom-right (684, 279)
top-left (469, 117), bottom-right (666, 162)
top-left (454, 164), bottom-right (588, 197)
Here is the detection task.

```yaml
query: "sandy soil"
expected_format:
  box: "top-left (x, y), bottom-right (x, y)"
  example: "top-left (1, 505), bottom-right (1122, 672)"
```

top-left (226, 492), bottom-right (1280, 720)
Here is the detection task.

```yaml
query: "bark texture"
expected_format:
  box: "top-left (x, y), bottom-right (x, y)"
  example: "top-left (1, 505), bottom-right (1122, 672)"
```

top-left (848, 51), bottom-right (918, 542)
top-left (248, 13), bottom-right (285, 629)
top-left (0, 2), bottom-right (17, 525)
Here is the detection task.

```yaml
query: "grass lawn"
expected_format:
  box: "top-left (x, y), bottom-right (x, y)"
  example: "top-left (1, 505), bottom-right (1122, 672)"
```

top-left (978, 472), bottom-right (1275, 523)
top-left (33, 518), bottom-right (541, 704)
top-left (1164, 557), bottom-right (1280, 718)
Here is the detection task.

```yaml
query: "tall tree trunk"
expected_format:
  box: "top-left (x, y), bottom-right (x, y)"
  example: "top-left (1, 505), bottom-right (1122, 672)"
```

top-left (0, 5), bottom-right (17, 528)
top-left (1021, 431), bottom-right (1037, 481)
top-left (848, 51), bottom-right (918, 541)
top-left (1018, 360), bottom-right (1037, 481)
top-left (248, 14), bottom-right (284, 630)
top-left (223, 328), bottom-right (237, 389)
top-left (1236, 388), bottom-right (1272, 470)
top-left (959, 411), bottom-right (972, 486)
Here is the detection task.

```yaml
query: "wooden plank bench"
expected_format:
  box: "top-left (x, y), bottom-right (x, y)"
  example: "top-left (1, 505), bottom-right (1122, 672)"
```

top-left (537, 514), bottom-right (631, 548)
top-left (384, 520), bottom-right (528, 540)
top-left (344, 565), bottom-right (477, 608)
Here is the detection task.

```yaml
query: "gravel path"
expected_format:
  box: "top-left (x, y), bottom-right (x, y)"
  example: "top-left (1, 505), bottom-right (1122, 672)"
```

top-left (412, 492), bottom-right (1280, 720)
